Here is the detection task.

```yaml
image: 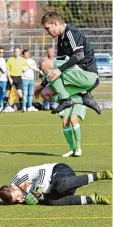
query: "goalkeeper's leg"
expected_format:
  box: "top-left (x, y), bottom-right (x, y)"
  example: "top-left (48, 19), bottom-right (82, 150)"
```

top-left (39, 193), bottom-right (110, 205)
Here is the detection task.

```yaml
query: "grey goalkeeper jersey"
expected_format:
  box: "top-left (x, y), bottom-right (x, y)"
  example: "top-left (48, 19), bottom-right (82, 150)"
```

top-left (10, 163), bottom-right (57, 194)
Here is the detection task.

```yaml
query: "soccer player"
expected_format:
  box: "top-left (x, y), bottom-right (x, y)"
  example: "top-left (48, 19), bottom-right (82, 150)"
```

top-left (35, 58), bottom-right (99, 115)
top-left (1, 46), bottom-right (28, 111)
top-left (22, 49), bottom-right (39, 112)
top-left (35, 84), bottom-right (85, 157)
top-left (0, 47), bottom-right (8, 111)
top-left (40, 11), bottom-right (101, 114)
top-left (59, 103), bottom-right (86, 157)
top-left (0, 163), bottom-right (112, 205)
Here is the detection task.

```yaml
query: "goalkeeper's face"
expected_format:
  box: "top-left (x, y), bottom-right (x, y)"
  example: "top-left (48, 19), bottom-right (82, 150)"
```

top-left (11, 185), bottom-right (24, 204)
top-left (44, 21), bottom-right (60, 37)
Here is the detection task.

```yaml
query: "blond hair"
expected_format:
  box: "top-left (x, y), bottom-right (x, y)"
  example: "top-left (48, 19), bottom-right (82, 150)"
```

top-left (41, 11), bottom-right (64, 25)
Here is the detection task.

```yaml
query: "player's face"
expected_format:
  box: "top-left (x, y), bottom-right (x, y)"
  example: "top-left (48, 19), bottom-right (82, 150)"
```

top-left (11, 187), bottom-right (24, 203)
top-left (0, 49), bottom-right (4, 58)
top-left (24, 51), bottom-right (29, 59)
top-left (44, 22), bottom-right (60, 37)
top-left (47, 48), bottom-right (55, 59)
top-left (14, 48), bottom-right (21, 57)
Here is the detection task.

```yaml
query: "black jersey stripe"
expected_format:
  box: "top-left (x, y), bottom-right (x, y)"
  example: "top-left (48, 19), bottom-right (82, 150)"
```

top-left (11, 174), bottom-right (29, 185)
top-left (37, 169), bottom-right (46, 185)
top-left (16, 175), bottom-right (29, 185)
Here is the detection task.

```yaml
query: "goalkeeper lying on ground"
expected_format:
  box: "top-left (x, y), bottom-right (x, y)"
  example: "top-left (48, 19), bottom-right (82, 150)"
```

top-left (0, 163), bottom-right (112, 205)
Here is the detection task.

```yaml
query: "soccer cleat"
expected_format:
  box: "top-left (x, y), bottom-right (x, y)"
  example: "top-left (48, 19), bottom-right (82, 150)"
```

top-left (27, 106), bottom-right (38, 112)
top-left (74, 148), bottom-right (82, 157)
top-left (21, 107), bottom-right (26, 113)
top-left (4, 106), bottom-right (15, 112)
top-left (51, 98), bottom-right (73, 114)
top-left (81, 93), bottom-right (101, 115)
top-left (62, 150), bottom-right (74, 157)
top-left (90, 192), bottom-right (110, 205)
top-left (97, 170), bottom-right (112, 180)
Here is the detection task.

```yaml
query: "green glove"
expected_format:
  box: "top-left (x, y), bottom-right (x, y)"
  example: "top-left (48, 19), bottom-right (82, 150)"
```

top-left (24, 193), bottom-right (38, 205)
top-left (32, 187), bottom-right (45, 201)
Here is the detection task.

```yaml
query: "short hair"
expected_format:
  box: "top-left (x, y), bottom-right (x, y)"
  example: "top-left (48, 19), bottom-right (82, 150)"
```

top-left (0, 185), bottom-right (14, 204)
top-left (22, 49), bottom-right (29, 55)
top-left (0, 46), bottom-right (4, 50)
top-left (41, 11), bottom-right (64, 25)
top-left (14, 46), bottom-right (21, 51)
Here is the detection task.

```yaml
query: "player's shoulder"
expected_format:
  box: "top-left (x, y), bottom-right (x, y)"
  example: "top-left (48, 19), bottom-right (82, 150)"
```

top-left (28, 58), bottom-right (36, 63)
top-left (6, 56), bottom-right (14, 64)
top-left (19, 56), bottom-right (26, 61)
top-left (66, 23), bottom-right (80, 33)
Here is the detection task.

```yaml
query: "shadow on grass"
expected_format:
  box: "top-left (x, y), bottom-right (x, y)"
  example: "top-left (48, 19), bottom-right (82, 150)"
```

top-left (0, 151), bottom-right (95, 173)
top-left (0, 150), bottom-right (60, 156)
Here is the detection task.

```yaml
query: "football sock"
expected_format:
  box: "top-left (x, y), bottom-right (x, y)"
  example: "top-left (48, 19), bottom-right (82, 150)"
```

top-left (63, 126), bottom-right (76, 151)
top-left (45, 72), bottom-right (70, 99)
top-left (2, 97), bottom-right (8, 109)
top-left (72, 123), bottom-right (81, 149)
top-left (52, 94), bottom-right (60, 102)
top-left (19, 97), bottom-right (23, 110)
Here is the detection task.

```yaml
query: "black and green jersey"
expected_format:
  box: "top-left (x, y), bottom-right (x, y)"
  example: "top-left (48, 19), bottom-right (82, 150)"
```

top-left (57, 24), bottom-right (98, 74)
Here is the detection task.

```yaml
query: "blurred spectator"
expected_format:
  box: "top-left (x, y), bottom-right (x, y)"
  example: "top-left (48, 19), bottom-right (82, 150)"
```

top-left (47, 47), bottom-right (56, 59)
top-left (22, 49), bottom-right (39, 112)
top-left (43, 47), bottom-right (55, 110)
top-left (0, 47), bottom-right (8, 111)
top-left (1, 46), bottom-right (28, 112)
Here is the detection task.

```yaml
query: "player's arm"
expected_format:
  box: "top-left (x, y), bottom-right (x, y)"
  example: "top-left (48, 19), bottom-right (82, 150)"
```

top-left (58, 49), bottom-right (84, 72)
top-left (58, 29), bottom-right (84, 72)
top-left (0, 60), bottom-right (7, 73)
top-left (6, 58), bottom-right (13, 85)
top-left (28, 59), bottom-right (44, 76)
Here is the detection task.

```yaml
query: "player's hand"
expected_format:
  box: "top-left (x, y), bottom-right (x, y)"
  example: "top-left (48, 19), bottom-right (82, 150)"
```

top-left (48, 69), bottom-right (61, 81)
top-left (9, 77), bottom-right (13, 86)
top-left (34, 84), bottom-right (43, 99)
top-left (24, 193), bottom-right (38, 205)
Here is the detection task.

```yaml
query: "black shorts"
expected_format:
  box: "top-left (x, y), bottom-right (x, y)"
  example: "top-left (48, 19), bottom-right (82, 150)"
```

top-left (7, 76), bottom-right (22, 90)
top-left (47, 163), bottom-right (76, 199)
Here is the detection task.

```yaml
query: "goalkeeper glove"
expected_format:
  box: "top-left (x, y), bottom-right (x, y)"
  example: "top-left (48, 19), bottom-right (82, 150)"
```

top-left (24, 193), bottom-right (38, 205)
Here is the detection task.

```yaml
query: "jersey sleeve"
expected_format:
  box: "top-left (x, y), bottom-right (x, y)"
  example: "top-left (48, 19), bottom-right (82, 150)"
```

top-left (10, 172), bottom-right (32, 193)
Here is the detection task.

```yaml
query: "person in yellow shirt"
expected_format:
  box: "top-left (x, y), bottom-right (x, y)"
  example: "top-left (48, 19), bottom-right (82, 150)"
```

top-left (1, 46), bottom-right (28, 111)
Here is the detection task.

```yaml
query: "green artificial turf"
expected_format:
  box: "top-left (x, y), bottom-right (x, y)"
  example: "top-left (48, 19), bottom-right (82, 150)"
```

top-left (0, 109), bottom-right (112, 227)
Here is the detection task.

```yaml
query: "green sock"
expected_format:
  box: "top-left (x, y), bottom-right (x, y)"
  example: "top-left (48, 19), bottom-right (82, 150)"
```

top-left (45, 72), bottom-right (69, 99)
top-left (72, 123), bottom-right (81, 149)
top-left (63, 126), bottom-right (76, 151)
top-left (71, 95), bottom-right (83, 104)
top-left (52, 94), bottom-right (60, 102)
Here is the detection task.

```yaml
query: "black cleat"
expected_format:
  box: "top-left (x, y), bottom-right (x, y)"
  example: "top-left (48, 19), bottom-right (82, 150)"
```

top-left (81, 93), bottom-right (101, 114)
top-left (51, 98), bottom-right (73, 114)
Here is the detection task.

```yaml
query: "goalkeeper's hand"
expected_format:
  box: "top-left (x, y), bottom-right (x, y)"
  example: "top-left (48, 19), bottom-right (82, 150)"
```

top-left (24, 193), bottom-right (38, 205)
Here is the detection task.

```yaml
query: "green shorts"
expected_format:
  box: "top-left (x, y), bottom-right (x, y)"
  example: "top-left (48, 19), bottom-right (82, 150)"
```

top-left (59, 104), bottom-right (86, 121)
top-left (54, 60), bottom-right (98, 96)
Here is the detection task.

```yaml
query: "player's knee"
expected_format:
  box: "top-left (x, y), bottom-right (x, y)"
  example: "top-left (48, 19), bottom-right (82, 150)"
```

top-left (62, 117), bottom-right (70, 127)
top-left (17, 90), bottom-right (22, 98)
